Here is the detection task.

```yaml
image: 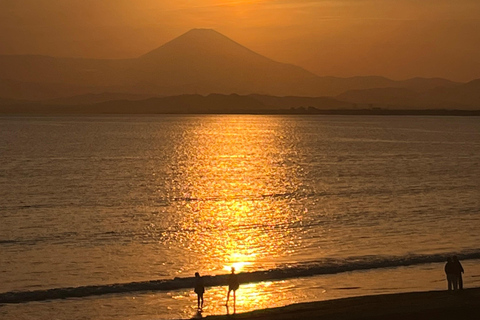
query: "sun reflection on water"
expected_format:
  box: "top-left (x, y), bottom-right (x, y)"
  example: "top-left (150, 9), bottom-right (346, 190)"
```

top-left (181, 279), bottom-right (299, 316)
top-left (167, 116), bottom-right (305, 276)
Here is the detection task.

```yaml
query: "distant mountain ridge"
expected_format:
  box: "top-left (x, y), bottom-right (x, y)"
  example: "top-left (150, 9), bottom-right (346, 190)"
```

top-left (1, 28), bottom-right (472, 106)
top-left (2, 93), bottom-right (479, 115)
top-left (337, 78), bottom-right (480, 110)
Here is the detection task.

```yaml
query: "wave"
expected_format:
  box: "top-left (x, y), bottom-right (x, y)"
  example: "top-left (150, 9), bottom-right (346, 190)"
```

top-left (1, 250), bottom-right (479, 304)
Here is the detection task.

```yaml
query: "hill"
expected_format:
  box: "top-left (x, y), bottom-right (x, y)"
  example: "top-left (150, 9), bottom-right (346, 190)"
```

top-left (2, 93), bottom-right (479, 115)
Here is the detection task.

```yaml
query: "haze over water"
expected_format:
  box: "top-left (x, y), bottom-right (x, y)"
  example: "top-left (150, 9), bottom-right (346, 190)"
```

top-left (1, 115), bottom-right (480, 319)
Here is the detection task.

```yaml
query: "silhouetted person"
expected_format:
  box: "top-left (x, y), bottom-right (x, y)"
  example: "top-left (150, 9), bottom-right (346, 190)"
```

top-left (225, 267), bottom-right (239, 313)
top-left (194, 272), bottom-right (205, 310)
top-left (452, 256), bottom-right (464, 290)
top-left (444, 257), bottom-right (455, 291)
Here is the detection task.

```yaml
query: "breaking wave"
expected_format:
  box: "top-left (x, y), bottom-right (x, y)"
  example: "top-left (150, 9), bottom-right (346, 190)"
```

top-left (1, 250), bottom-right (479, 304)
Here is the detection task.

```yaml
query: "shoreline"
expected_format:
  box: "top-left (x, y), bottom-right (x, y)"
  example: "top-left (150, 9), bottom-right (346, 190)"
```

top-left (205, 288), bottom-right (480, 320)
top-left (1, 109), bottom-right (480, 116)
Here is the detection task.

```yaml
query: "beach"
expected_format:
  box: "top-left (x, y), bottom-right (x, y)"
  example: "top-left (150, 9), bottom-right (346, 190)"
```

top-left (206, 288), bottom-right (480, 320)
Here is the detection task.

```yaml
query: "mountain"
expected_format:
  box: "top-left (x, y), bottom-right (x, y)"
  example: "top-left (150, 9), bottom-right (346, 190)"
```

top-left (398, 77), bottom-right (459, 92)
top-left (0, 28), bottom-right (469, 104)
top-left (424, 79), bottom-right (480, 108)
top-left (44, 93), bottom-right (158, 105)
top-left (0, 29), bottom-right (322, 98)
top-left (337, 87), bottom-right (421, 108)
top-left (0, 94), bottom-right (268, 114)
top-left (0, 55), bottom-right (131, 89)
top-left (248, 94), bottom-right (351, 109)
top-left (133, 29), bottom-right (321, 96)
top-left (0, 78), bottom-right (108, 100)
top-left (337, 80), bottom-right (480, 109)
top-left (3, 93), bottom-right (479, 115)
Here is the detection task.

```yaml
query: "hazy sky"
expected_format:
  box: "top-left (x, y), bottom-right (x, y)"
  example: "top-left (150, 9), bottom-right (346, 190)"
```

top-left (1, 0), bottom-right (479, 81)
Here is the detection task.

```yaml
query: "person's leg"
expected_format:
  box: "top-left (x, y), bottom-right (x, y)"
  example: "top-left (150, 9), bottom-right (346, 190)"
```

top-left (200, 293), bottom-right (204, 309)
top-left (197, 294), bottom-right (201, 309)
top-left (447, 275), bottom-right (452, 291)
top-left (233, 290), bottom-right (236, 314)
top-left (459, 274), bottom-right (463, 290)
top-left (226, 289), bottom-right (231, 304)
top-left (453, 275), bottom-right (459, 291)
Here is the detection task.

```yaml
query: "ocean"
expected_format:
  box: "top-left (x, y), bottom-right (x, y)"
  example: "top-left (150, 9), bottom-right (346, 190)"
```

top-left (1, 115), bottom-right (479, 319)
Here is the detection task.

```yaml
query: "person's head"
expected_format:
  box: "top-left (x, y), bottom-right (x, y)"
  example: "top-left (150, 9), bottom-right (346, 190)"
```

top-left (231, 267), bottom-right (235, 274)
top-left (453, 256), bottom-right (458, 262)
top-left (447, 257), bottom-right (452, 262)
top-left (195, 272), bottom-right (200, 277)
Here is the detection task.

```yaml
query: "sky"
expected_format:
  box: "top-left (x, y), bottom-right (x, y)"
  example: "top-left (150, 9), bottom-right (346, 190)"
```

top-left (1, 0), bottom-right (480, 82)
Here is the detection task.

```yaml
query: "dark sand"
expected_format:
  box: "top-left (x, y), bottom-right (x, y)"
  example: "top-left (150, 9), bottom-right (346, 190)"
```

top-left (205, 288), bottom-right (480, 320)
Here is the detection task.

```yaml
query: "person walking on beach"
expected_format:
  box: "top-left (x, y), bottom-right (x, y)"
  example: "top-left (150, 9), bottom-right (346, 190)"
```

top-left (194, 272), bottom-right (205, 310)
top-left (444, 257), bottom-right (455, 291)
top-left (452, 256), bottom-right (464, 290)
top-left (226, 267), bottom-right (239, 311)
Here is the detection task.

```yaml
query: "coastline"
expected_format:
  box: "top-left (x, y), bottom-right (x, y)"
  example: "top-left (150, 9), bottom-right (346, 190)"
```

top-left (205, 288), bottom-right (480, 320)
top-left (1, 108), bottom-right (480, 116)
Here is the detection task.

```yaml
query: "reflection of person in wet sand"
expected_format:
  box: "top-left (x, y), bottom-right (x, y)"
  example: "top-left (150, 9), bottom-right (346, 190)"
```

top-left (194, 272), bottom-right (205, 311)
top-left (225, 267), bottom-right (239, 311)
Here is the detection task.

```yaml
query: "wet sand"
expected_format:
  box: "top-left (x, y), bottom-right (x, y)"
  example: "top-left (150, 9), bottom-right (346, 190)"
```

top-left (205, 288), bottom-right (480, 320)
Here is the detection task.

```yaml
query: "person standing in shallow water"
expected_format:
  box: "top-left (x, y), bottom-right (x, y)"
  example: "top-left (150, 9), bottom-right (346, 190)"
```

top-left (226, 267), bottom-right (239, 310)
top-left (444, 257), bottom-right (455, 291)
top-left (194, 272), bottom-right (205, 310)
top-left (452, 256), bottom-right (464, 290)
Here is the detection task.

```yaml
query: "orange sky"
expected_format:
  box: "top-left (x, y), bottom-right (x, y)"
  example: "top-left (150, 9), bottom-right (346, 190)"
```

top-left (1, 0), bottom-right (479, 81)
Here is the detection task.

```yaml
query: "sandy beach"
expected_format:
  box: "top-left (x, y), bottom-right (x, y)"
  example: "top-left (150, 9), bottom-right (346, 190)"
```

top-left (206, 288), bottom-right (480, 320)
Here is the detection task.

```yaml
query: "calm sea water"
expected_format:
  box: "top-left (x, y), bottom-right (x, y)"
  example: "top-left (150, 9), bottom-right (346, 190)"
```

top-left (1, 115), bottom-right (479, 319)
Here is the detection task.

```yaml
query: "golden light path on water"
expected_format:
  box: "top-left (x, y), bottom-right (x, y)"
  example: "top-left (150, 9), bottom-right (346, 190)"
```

top-left (165, 115), bottom-right (307, 312)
